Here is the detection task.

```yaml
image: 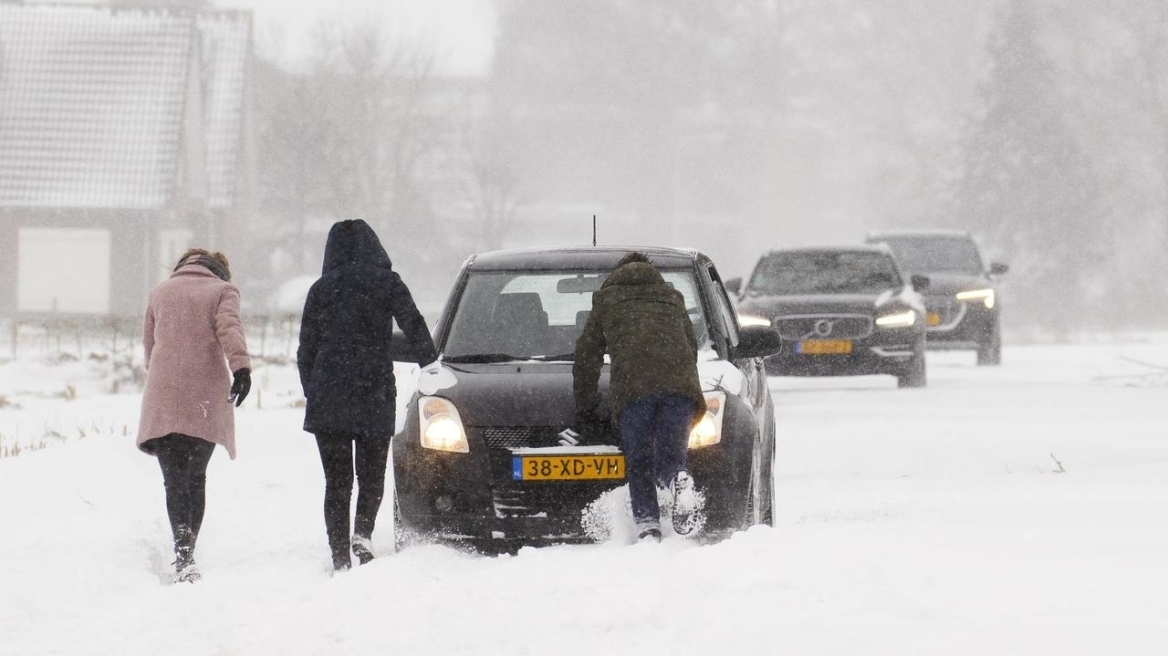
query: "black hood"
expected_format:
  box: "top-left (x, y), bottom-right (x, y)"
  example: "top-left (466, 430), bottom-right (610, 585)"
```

top-left (322, 219), bottom-right (392, 273)
top-left (439, 362), bottom-right (614, 438)
top-left (739, 292), bottom-right (890, 316)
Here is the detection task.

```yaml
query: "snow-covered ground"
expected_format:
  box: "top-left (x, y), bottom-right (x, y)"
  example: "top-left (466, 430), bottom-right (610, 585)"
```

top-left (2, 339), bottom-right (1167, 655)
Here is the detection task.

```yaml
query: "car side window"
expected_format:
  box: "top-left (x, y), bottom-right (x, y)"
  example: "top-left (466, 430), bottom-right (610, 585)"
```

top-left (703, 263), bottom-right (740, 348)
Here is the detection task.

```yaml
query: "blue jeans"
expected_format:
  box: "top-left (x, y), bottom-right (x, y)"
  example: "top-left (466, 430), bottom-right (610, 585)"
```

top-left (618, 392), bottom-right (696, 528)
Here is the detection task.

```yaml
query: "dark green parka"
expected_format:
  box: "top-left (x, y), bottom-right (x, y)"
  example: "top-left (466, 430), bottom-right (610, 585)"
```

top-left (573, 261), bottom-right (706, 422)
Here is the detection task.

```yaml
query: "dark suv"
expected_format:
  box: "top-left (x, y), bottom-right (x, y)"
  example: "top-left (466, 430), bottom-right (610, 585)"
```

top-left (865, 230), bottom-right (1007, 365)
top-left (728, 246), bottom-right (929, 388)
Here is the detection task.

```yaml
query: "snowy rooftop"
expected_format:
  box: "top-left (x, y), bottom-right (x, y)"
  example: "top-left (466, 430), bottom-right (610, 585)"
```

top-left (195, 11), bottom-right (251, 210)
top-left (0, 4), bottom-right (250, 210)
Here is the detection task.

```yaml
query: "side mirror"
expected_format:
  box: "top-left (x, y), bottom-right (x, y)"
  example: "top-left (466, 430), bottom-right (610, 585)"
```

top-left (736, 324), bottom-right (782, 359)
top-left (390, 330), bottom-right (421, 363)
top-left (724, 277), bottom-right (742, 296)
top-left (910, 274), bottom-right (930, 292)
top-left (989, 262), bottom-right (1009, 275)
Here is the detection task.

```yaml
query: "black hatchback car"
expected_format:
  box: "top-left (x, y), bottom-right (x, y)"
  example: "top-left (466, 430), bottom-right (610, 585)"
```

top-left (390, 246), bottom-right (782, 552)
top-left (728, 246), bottom-right (929, 388)
top-left (865, 230), bottom-right (1007, 365)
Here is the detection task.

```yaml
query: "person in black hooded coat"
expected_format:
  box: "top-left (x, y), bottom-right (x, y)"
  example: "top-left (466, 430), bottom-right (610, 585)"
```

top-left (298, 219), bottom-right (439, 571)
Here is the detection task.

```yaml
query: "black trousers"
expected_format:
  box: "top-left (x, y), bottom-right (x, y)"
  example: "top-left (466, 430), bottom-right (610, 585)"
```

top-left (315, 432), bottom-right (392, 564)
top-left (151, 433), bottom-right (216, 554)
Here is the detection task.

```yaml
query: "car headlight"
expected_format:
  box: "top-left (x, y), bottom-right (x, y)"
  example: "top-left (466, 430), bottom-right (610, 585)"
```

top-left (418, 396), bottom-right (469, 453)
top-left (955, 288), bottom-right (995, 309)
top-left (737, 313), bottom-right (771, 328)
top-left (875, 309), bottom-right (916, 328)
top-left (688, 391), bottom-right (726, 449)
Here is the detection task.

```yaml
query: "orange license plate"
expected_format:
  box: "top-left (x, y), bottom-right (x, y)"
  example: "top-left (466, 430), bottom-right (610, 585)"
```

top-left (512, 455), bottom-right (626, 481)
top-left (798, 339), bottom-right (852, 355)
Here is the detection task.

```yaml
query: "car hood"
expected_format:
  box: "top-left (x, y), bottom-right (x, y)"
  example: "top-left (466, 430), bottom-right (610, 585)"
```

top-left (428, 356), bottom-right (743, 428)
top-left (738, 290), bottom-right (919, 317)
top-left (915, 272), bottom-right (993, 297)
top-left (434, 362), bottom-right (603, 427)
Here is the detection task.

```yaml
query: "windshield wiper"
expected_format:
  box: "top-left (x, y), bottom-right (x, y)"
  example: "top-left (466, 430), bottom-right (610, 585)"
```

top-left (443, 353), bottom-right (526, 364)
top-left (529, 353), bottom-right (575, 362)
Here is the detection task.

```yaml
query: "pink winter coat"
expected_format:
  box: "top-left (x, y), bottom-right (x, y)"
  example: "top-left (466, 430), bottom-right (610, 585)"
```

top-left (137, 264), bottom-right (251, 459)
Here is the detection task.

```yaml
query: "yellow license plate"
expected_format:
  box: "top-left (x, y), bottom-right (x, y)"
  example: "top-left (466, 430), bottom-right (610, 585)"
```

top-left (798, 339), bottom-right (852, 355)
top-left (927, 312), bottom-right (941, 326)
top-left (512, 455), bottom-right (625, 481)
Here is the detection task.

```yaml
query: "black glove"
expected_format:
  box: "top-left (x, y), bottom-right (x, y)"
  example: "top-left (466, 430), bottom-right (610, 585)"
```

top-left (576, 407), bottom-right (604, 439)
top-left (230, 368), bottom-right (251, 407)
top-left (559, 407), bottom-right (602, 446)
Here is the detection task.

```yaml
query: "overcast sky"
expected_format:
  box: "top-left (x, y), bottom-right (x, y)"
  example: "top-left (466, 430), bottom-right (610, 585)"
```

top-left (216, 0), bottom-right (498, 75)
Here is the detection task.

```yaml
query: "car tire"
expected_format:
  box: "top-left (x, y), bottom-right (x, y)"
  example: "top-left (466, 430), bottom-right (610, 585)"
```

top-left (700, 451), bottom-right (755, 542)
top-left (898, 348), bottom-right (927, 388)
top-left (759, 415), bottom-right (776, 528)
top-left (759, 463), bottom-right (775, 527)
top-left (977, 323), bottom-right (1002, 366)
top-left (741, 418), bottom-right (779, 530)
top-left (744, 438), bottom-right (762, 529)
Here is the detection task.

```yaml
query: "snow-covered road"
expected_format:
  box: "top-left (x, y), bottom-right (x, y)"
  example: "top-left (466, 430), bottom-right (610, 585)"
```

top-left (1, 341), bottom-right (1166, 655)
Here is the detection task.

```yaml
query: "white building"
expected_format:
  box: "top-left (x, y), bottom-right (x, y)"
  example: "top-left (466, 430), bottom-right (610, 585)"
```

top-left (0, 3), bottom-right (255, 317)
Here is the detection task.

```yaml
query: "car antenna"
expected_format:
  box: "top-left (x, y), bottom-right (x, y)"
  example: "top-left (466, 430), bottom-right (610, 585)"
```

top-left (592, 215), bottom-right (597, 246)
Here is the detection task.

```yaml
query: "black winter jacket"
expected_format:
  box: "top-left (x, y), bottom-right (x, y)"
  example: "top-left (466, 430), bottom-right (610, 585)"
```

top-left (297, 220), bottom-right (438, 438)
top-left (574, 262), bottom-right (705, 422)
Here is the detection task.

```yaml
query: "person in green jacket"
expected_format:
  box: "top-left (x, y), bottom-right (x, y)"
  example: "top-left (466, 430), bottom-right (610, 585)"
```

top-left (570, 252), bottom-right (706, 541)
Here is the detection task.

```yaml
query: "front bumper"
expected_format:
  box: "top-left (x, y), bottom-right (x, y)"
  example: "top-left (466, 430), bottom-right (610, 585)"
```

top-left (765, 329), bottom-right (922, 377)
top-left (392, 424), bottom-right (742, 545)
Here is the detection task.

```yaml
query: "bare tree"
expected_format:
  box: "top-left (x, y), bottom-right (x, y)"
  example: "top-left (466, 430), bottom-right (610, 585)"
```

top-left (252, 19), bottom-right (453, 280)
top-left (253, 56), bottom-right (337, 273)
top-left (1045, 0), bottom-right (1168, 322)
top-left (459, 105), bottom-right (525, 250)
top-left (954, 0), bottom-right (1104, 330)
top-left (311, 22), bottom-right (440, 240)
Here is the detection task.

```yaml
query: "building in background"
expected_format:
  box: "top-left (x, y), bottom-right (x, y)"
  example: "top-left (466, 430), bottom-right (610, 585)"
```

top-left (0, 3), bottom-right (255, 318)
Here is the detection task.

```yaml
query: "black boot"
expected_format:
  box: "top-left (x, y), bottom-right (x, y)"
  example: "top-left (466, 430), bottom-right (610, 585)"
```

top-left (331, 549), bottom-right (352, 572)
top-left (173, 526), bottom-right (201, 583)
top-left (351, 533), bottom-right (374, 565)
top-left (328, 527), bottom-right (353, 572)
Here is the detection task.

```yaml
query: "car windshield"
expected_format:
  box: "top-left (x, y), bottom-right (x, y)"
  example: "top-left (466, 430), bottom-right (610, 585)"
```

top-left (876, 236), bottom-right (984, 274)
top-left (747, 251), bottom-right (902, 295)
top-left (443, 268), bottom-right (712, 361)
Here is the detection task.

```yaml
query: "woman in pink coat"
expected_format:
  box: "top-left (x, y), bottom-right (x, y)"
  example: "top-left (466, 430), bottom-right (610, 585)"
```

top-left (137, 249), bottom-right (252, 583)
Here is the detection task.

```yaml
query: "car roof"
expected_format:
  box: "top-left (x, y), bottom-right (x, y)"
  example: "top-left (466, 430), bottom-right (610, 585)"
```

top-left (866, 228), bottom-right (972, 241)
top-left (466, 245), bottom-right (702, 271)
top-left (762, 244), bottom-right (894, 258)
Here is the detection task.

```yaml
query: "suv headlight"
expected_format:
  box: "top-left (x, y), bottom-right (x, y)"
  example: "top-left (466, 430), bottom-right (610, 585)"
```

top-left (737, 314), bottom-right (771, 328)
top-left (688, 391), bottom-right (726, 449)
top-left (875, 309), bottom-right (916, 328)
top-left (956, 288), bottom-right (995, 309)
top-left (418, 396), bottom-right (469, 453)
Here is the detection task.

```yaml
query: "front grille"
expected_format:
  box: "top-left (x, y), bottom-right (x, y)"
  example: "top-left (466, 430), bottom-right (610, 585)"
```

top-left (479, 426), bottom-right (561, 450)
top-left (774, 315), bottom-right (873, 340)
top-left (491, 483), bottom-right (616, 519)
top-left (476, 426), bottom-right (625, 528)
